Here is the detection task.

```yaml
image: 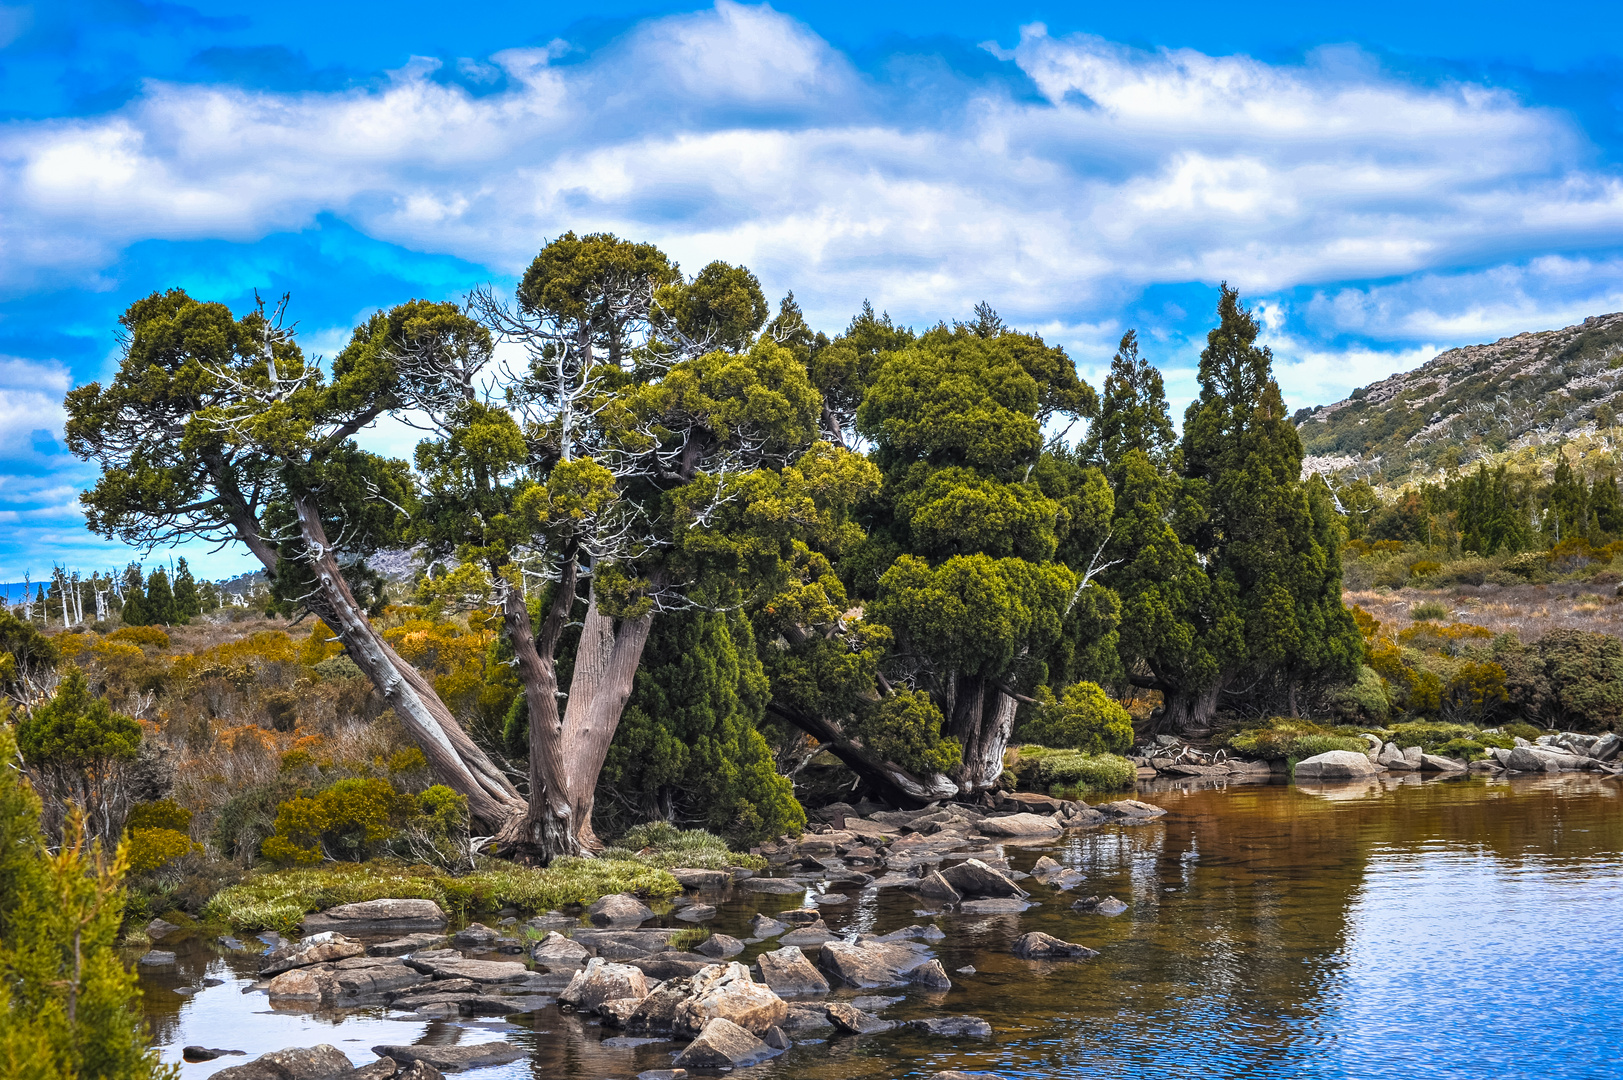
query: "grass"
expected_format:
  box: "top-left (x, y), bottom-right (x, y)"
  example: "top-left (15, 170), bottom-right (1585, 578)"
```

top-left (1410, 599), bottom-right (1451, 620)
top-left (1221, 717), bottom-right (1368, 761)
top-left (1006, 746), bottom-right (1136, 794)
top-left (600, 822), bottom-right (766, 871)
top-left (202, 857), bottom-right (681, 932)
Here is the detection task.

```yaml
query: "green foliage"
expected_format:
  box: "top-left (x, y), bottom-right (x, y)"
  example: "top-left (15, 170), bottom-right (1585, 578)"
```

top-left (1223, 717), bottom-right (1367, 761)
top-left (126, 828), bottom-right (198, 874)
top-left (1333, 665), bottom-right (1391, 723)
top-left (1410, 600), bottom-right (1450, 620)
top-left (125, 800), bottom-right (191, 834)
top-left (1018, 681), bottom-right (1133, 754)
top-left (602, 822), bottom-right (766, 871)
top-left (605, 609), bottom-right (803, 845)
top-left (0, 606), bottom-right (58, 702)
top-left (1006, 746), bottom-right (1135, 793)
top-left (16, 669), bottom-right (142, 843)
top-left (202, 859), bottom-right (680, 932)
top-left (0, 728), bottom-right (174, 1080)
top-left (260, 777), bottom-right (402, 865)
top-left (845, 690), bottom-right (962, 776)
top-left (1536, 629), bottom-right (1623, 731)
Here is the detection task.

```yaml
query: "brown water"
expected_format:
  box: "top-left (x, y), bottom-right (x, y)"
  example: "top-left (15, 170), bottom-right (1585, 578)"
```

top-left (141, 772), bottom-right (1623, 1079)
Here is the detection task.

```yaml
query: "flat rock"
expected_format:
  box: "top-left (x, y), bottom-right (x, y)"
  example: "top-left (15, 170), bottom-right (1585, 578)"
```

top-left (138, 950), bottom-right (175, 966)
top-left (1094, 800), bottom-right (1167, 819)
top-left (908, 1016), bottom-right (992, 1038)
top-left (672, 1017), bottom-right (777, 1070)
top-left (182, 1047), bottom-right (246, 1063)
top-left (756, 945), bottom-right (830, 996)
top-left (262, 939), bottom-right (367, 976)
top-left (1420, 754), bottom-right (1467, 772)
top-left (628, 951), bottom-right (716, 981)
top-left (145, 917), bottom-right (181, 941)
top-left (452, 923), bottom-right (498, 946)
top-left (818, 940), bottom-right (934, 988)
top-left (977, 813), bottom-right (1062, 838)
top-left (572, 927), bottom-right (684, 958)
top-left (407, 957), bottom-right (530, 984)
top-left (695, 933), bottom-right (744, 959)
top-left (749, 914), bottom-right (788, 938)
top-left (1508, 745), bottom-right (1583, 772)
top-left (367, 933), bottom-right (445, 957)
top-left (779, 926), bottom-right (840, 947)
top-left (370, 1044), bottom-right (524, 1073)
top-left (958, 898), bottom-right (1030, 914)
top-left (825, 1002), bottom-right (895, 1035)
top-left (1293, 750), bottom-right (1380, 780)
top-left (304, 899), bottom-right (447, 934)
top-left (213, 1045), bottom-right (354, 1080)
top-left (741, 877), bottom-right (807, 895)
top-left (909, 958), bottom-right (952, 989)
top-left (914, 870), bottom-right (961, 903)
top-left (674, 904), bottom-right (716, 923)
top-left (1011, 931), bottom-right (1099, 960)
top-left (781, 1004), bottom-right (835, 1033)
top-left (669, 868), bottom-right (732, 890)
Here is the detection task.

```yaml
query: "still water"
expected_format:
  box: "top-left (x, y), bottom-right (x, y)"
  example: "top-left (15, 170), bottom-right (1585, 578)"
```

top-left (141, 773), bottom-right (1623, 1079)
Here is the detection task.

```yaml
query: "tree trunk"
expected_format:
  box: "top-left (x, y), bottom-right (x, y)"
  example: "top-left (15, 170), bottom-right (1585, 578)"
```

top-left (293, 497), bottom-right (525, 831)
top-left (1158, 682), bottom-right (1222, 735)
top-left (950, 679), bottom-right (1017, 794)
top-left (767, 704), bottom-right (959, 809)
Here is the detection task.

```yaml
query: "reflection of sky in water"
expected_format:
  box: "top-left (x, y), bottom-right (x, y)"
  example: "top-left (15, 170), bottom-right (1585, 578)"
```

top-left (143, 777), bottom-right (1623, 1080)
top-left (1320, 846), bottom-right (1623, 1079)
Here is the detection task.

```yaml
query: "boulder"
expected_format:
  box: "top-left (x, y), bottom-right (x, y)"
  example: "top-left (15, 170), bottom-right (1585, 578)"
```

top-left (212, 1045), bottom-right (355, 1080)
top-left (781, 1004), bottom-right (835, 1033)
top-left (145, 917), bottom-right (181, 941)
top-left (1293, 750), bottom-right (1379, 780)
top-left (266, 967), bottom-right (337, 1002)
top-left (405, 957), bottom-right (530, 984)
top-left (531, 932), bottom-right (590, 968)
top-left (673, 961), bottom-right (788, 1035)
top-left (908, 958), bottom-right (952, 989)
top-left (756, 946), bottom-right (830, 996)
top-left (303, 899), bottom-right (446, 934)
top-left (825, 1002), bottom-right (895, 1035)
top-left (138, 950), bottom-right (176, 967)
top-left (779, 907), bottom-right (822, 924)
top-left (369, 1044), bottom-right (524, 1073)
top-left (1029, 856), bottom-right (1062, 881)
top-left (1401, 746), bottom-right (1424, 767)
top-left (183, 1048), bottom-right (246, 1063)
top-left (1420, 754), bottom-right (1467, 772)
top-left (560, 958), bottom-right (650, 1012)
top-left (629, 952), bottom-right (716, 981)
top-left (695, 933), bottom-right (744, 959)
top-left (1508, 745), bottom-right (1582, 772)
top-left (938, 858), bottom-right (1027, 900)
top-left (977, 813), bottom-right (1062, 838)
top-left (669, 868), bottom-right (732, 890)
top-left (675, 904), bottom-right (716, 923)
top-left (572, 928), bottom-right (685, 958)
top-left (671, 1017), bottom-right (777, 1070)
top-left (1591, 732), bottom-right (1622, 761)
top-left (451, 923), bottom-right (498, 946)
top-left (1073, 895), bottom-right (1127, 916)
top-left (598, 997), bottom-right (646, 1027)
top-left (907, 1016), bottom-right (992, 1038)
top-left (914, 871), bottom-right (961, 903)
top-left (763, 1025), bottom-right (791, 1051)
top-left (349, 1061), bottom-right (398, 1080)
top-left (395, 1064), bottom-right (445, 1080)
top-left (262, 937), bottom-right (367, 976)
top-left (1377, 743), bottom-right (1412, 770)
top-left (329, 957), bottom-right (426, 1001)
top-left (588, 893), bottom-right (654, 927)
top-left (1001, 792), bottom-right (1065, 813)
top-left (779, 925), bottom-right (840, 948)
top-left (749, 913), bottom-right (788, 938)
top-left (1360, 733), bottom-right (1383, 760)
top-left (818, 940), bottom-right (935, 988)
top-left (741, 878), bottom-right (806, 895)
top-left (1011, 931), bottom-right (1099, 960)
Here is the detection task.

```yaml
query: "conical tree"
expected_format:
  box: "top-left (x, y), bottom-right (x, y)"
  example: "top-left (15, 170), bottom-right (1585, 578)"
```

top-left (1178, 285), bottom-right (1360, 722)
top-left (142, 569), bottom-right (177, 626)
top-left (171, 558), bottom-right (200, 620)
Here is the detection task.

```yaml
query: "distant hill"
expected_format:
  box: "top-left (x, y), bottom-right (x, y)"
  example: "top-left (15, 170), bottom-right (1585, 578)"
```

top-left (1296, 312), bottom-right (1623, 487)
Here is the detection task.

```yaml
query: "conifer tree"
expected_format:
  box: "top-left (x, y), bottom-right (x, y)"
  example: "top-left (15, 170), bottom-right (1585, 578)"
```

top-left (171, 558), bottom-right (200, 620)
top-left (1178, 285), bottom-right (1360, 722)
top-left (142, 569), bottom-right (178, 626)
top-left (117, 564), bottom-right (148, 627)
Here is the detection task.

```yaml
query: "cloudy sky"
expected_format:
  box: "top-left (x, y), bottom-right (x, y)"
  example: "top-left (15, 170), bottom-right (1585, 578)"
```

top-left (4, 0), bottom-right (1623, 579)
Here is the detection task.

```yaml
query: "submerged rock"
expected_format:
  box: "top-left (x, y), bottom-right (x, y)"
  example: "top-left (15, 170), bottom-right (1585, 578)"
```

top-left (588, 893), bottom-right (654, 926)
top-left (370, 1044), bottom-right (524, 1073)
top-left (304, 899), bottom-right (446, 934)
top-left (1011, 931), bottom-right (1099, 960)
top-left (907, 1015), bottom-right (992, 1038)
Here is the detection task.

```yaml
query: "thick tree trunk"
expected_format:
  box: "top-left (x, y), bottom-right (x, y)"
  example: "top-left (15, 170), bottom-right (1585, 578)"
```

top-left (947, 676), bottom-right (1017, 795)
top-left (1157, 682), bottom-right (1222, 735)
top-left (768, 704), bottom-right (959, 809)
top-left (293, 498), bottom-right (525, 830)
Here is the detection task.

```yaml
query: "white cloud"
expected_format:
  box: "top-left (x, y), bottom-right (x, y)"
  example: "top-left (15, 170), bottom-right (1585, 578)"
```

top-left (0, 356), bottom-right (71, 461)
top-left (3, 2), bottom-right (1621, 344)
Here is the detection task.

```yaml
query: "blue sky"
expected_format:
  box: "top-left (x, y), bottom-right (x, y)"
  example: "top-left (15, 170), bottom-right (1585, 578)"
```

top-left (5, 1), bottom-right (1623, 580)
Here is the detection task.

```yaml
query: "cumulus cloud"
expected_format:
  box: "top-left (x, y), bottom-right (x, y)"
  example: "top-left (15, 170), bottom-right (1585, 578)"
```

top-left (4, 1), bottom-right (1623, 350)
top-left (0, 356), bottom-right (71, 462)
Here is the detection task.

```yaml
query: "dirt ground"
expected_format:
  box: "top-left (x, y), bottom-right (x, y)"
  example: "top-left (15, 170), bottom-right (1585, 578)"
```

top-left (1346, 579), bottom-right (1623, 641)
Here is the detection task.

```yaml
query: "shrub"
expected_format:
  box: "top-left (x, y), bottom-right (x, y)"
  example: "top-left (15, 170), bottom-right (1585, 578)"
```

top-left (1409, 560), bottom-right (1442, 579)
top-left (214, 778), bottom-right (303, 862)
top-left (1224, 717), bottom-right (1366, 761)
top-left (15, 668), bottom-right (143, 845)
top-left (1410, 600), bottom-right (1450, 621)
top-left (847, 689), bottom-right (962, 776)
top-left (1018, 682), bottom-right (1134, 755)
top-left (126, 798), bottom-right (192, 834)
top-left (602, 823), bottom-right (766, 871)
top-left (1033, 751), bottom-right (1136, 793)
top-left (127, 827), bottom-right (199, 873)
top-left (261, 777), bottom-right (402, 865)
top-left (1334, 665), bottom-right (1391, 723)
top-left (106, 625), bottom-right (170, 650)
top-left (1537, 629), bottom-right (1623, 731)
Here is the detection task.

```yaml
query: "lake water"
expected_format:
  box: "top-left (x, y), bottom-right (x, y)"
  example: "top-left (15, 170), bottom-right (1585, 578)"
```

top-left (140, 772), bottom-right (1623, 1079)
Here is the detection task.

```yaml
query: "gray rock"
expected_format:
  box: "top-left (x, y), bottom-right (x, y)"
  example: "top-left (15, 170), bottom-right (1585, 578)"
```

top-left (825, 1002), bottom-right (895, 1035)
top-left (572, 927), bottom-right (685, 958)
top-left (756, 945), bottom-right (830, 996)
top-left (636, 1072), bottom-right (689, 1080)
top-left (669, 868), bottom-right (732, 890)
top-left (213, 1045), bottom-right (355, 1080)
top-left (304, 899), bottom-right (446, 934)
top-left (674, 904), bottom-right (716, 923)
top-left (531, 931), bottom-right (590, 968)
top-left (525, 912), bottom-right (577, 931)
top-left (1377, 743), bottom-right (1412, 769)
top-left (977, 813), bottom-right (1062, 838)
top-left (404, 957), bottom-right (529, 984)
top-left (908, 1015), bottom-right (992, 1038)
top-left (673, 961), bottom-right (788, 1035)
top-left (939, 858), bottom-right (1027, 900)
top-left (628, 951), bottom-right (716, 981)
top-left (145, 917), bottom-right (181, 941)
top-left (1508, 745), bottom-right (1582, 772)
top-left (1402, 745), bottom-right (1425, 766)
top-left (915, 870), bottom-right (961, 903)
top-left (1591, 732), bottom-right (1622, 761)
top-left (451, 922), bottom-right (498, 946)
top-left (1420, 754), bottom-right (1467, 772)
top-left (762, 1025), bottom-right (791, 1051)
top-left (695, 933), bottom-right (744, 959)
top-left (1094, 800), bottom-right (1168, 819)
top-left (957, 898), bottom-right (1030, 914)
top-left (779, 907), bottom-right (822, 925)
top-left (781, 1004), bottom-right (834, 1033)
top-left (1095, 896), bottom-right (1127, 916)
top-left (370, 1044), bottom-right (524, 1073)
top-left (780, 926), bottom-right (840, 947)
top-left (1011, 931), bottom-right (1099, 960)
top-left (348, 1060), bottom-right (397, 1080)
top-left (182, 1047), bottom-right (246, 1063)
top-left (850, 994), bottom-right (904, 1010)
top-left (560, 957), bottom-right (650, 1012)
top-left (1293, 750), bottom-right (1380, 779)
top-left (588, 893), bottom-right (654, 926)
top-left (908, 958), bottom-right (952, 989)
top-left (749, 913), bottom-right (788, 938)
top-left (261, 937), bottom-right (367, 976)
top-left (741, 878), bottom-right (806, 895)
top-left (818, 940), bottom-right (935, 988)
top-left (138, 950), bottom-right (175, 966)
top-left (366, 933), bottom-right (445, 957)
top-left (672, 1017), bottom-right (777, 1069)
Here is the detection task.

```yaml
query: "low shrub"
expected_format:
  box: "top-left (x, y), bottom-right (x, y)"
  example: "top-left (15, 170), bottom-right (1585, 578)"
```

top-left (1410, 600), bottom-right (1450, 621)
top-left (1223, 717), bottom-right (1367, 761)
top-left (1006, 746), bottom-right (1135, 793)
top-left (1016, 682), bottom-right (1134, 755)
top-left (127, 826), bottom-right (200, 872)
top-left (601, 822), bottom-right (766, 871)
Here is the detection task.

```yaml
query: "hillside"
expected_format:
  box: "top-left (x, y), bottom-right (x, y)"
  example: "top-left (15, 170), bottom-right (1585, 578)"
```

top-left (1297, 312), bottom-right (1623, 485)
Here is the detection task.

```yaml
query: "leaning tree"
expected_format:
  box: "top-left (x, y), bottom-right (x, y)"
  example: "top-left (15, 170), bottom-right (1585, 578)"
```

top-left (66, 232), bottom-right (864, 860)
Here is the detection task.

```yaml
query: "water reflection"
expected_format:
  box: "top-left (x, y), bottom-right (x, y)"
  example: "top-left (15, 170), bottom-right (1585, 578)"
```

top-left (142, 775), bottom-right (1623, 1080)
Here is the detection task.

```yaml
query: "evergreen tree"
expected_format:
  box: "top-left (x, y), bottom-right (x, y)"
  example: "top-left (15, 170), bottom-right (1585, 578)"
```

top-left (15, 669), bottom-right (143, 845)
top-left (1546, 450), bottom-right (1588, 542)
top-left (171, 558), bottom-right (200, 620)
top-left (1082, 330), bottom-right (1176, 469)
top-left (142, 569), bottom-right (177, 626)
top-left (1178, 285), bottom-right (1361, 723)
top-left (603, 609), bottom-right (803, 844)
top-left (1591, 471), bottom-right (1623, 537)
top-left (118, 564), bottom-right (148, 627)
top-left (0, 727), bottom-right (171, 1080)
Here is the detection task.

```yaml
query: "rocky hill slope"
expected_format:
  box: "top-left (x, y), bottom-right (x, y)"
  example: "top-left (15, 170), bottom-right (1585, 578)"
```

top-left (1297, 312), bottom-right (1623, 485)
